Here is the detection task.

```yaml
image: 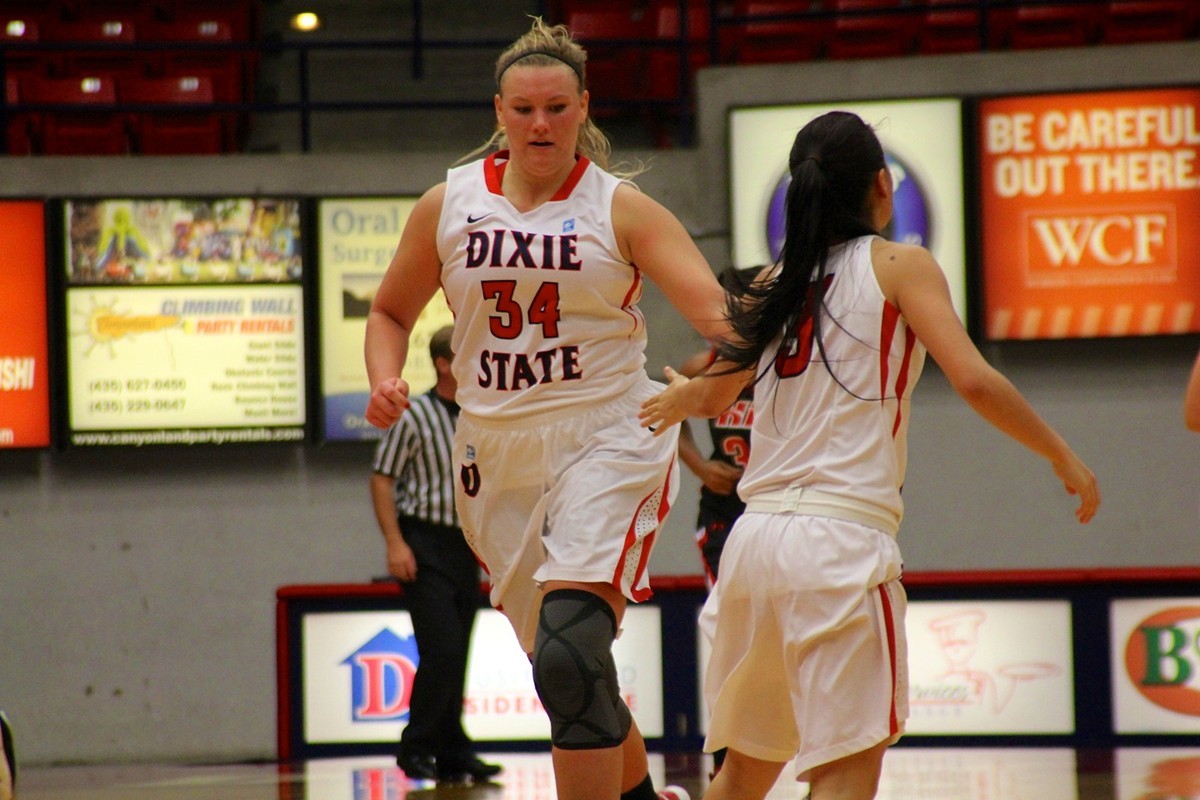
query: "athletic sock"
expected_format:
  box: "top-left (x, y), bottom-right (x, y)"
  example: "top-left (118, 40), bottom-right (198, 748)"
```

top-left (621, 773), bottom-right (656, 800)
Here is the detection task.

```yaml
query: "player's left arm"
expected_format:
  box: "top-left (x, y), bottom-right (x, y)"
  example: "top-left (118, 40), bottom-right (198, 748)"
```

top-left (878, 240), bottom-right (1099, 523)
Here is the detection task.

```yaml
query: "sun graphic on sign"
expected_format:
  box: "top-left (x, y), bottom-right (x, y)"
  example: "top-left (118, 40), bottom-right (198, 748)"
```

top-left (71, 295), bottom-right (183, 358)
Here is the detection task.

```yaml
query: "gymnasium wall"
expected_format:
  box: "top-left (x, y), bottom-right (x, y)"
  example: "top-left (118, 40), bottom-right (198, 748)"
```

top-left (1, 39), bottom-right (1198, 765)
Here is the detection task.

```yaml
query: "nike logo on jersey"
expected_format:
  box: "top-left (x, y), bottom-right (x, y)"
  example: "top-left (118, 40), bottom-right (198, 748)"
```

top-left (467, 212), bottom-right (495, 224)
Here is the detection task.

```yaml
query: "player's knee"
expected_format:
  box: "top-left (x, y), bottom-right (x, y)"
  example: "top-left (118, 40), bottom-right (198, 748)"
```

top-left (532, 588), bottom-right (631, 750)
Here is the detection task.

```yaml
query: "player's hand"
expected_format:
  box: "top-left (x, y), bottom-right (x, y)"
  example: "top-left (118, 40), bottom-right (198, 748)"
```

top-left (639, 366), bottom-right (693, 436)
top-left (1052, 453), bottom-right (1099, 524)
top-left (365, 376), bottom-right (410, 428)
top-left (698, 460), bottom-right (743, 496)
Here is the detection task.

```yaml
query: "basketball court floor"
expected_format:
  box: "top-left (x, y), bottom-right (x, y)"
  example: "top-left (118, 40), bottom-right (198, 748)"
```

top-left (18, 745), bottom-right (1183, 799)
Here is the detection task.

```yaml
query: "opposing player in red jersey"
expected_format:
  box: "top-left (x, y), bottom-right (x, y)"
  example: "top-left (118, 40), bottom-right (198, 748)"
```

top-left (641, 111), bottom-right (1099, 800)
top-left (365, 17), bottom-right (726, 800)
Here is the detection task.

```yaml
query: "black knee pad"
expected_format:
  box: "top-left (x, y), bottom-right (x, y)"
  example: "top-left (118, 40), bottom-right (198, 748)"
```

top-left (532, 588), bottom-right (632, 750)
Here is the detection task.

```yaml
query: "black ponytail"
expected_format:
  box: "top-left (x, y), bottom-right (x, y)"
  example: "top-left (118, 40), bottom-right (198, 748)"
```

top-left (717, 111), bottom-right (886, 378)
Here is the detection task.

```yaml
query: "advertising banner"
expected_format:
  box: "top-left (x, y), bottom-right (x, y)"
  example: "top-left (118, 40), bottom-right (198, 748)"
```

top-left (729, 99), bottom-right (968, 324)
top-left (0, 200), bottom-right (49, 448)
top-left (64, 198), bottom-right (306, 445)
top-left (979, 88), bottom-right (1200, 339)
top-left (1112, 598), bottom-right (1200, 734)
top-left (301, 606), bottom-right (663, 745)
top-left (906, 600), bottom-right (1074, 734)
top-left (318, 198), bottom-right (453, 442)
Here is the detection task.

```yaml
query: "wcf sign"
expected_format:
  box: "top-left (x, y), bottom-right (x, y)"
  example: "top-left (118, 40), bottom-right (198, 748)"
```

top-left (1026, 209), bottom-right (1175, 276)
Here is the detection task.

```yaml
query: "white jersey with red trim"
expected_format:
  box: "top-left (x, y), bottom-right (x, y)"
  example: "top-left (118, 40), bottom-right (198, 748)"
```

top-left (738, 235), bottom-right (927, 525)
top-left (437, 151), bottom-right (647, 421)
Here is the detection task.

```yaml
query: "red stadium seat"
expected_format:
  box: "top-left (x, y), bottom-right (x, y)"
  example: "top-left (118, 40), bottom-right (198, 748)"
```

top-left (912, 0), bottom-right (983, 54)
top-left (647, 0), bottom-right (713, 101)
top-left (21, 74), bottom-right (129, 154)
top-left (1098, 1), bottom-right (1194, 44)
top-left (4, 74), bottom-right (33, 154)
top-left (988, 2), bottom-right (1102, 50)
top-left (727, 0), bottom-right (830, 64)
top-left (158, 1), bottom-right (259, 41)
top-left (146, 17), bottom-right (245, 101)
top-left (56, 0), bottom-right (160, 28)
top-left (119, 74), bottom-right (224, 154)
top-left (2, 14), bottom-right (54, 81)
top-left (566, 6), bottom-right (652, 114)
top-left (825, 0), bottom-right (918, 60)
top-left (145, 16), bottom-right (247, 149)
top-left (46, 17), bottom-right (153, 79)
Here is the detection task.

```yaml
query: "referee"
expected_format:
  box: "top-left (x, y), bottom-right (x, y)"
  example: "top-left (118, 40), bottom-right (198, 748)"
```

top-left (370, 324), bottom-right (501, 785)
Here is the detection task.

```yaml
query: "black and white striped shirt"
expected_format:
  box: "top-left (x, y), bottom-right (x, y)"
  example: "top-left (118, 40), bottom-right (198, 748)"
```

top-left (371, 391), bottom-right (459, 528)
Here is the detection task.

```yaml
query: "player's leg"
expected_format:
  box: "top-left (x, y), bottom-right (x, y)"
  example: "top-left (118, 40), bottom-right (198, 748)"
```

top-left (696, 516), bottom-right (733, 777)
top-left (783, 529), bottom-right (906, 800)
top-left (535, 581), bottom-right (628, 800)
top-left (702, 749), bottom-right (785, 800)
top-left (532, 387), bottom-right (685, 799)
top-left (805, 741), bottom-right (888, 800)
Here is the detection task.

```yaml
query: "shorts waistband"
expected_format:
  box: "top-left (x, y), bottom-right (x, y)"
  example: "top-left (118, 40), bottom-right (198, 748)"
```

top-left (459, 377), bottom-right (644, 432)
top-left (743, 485), bottom-right (900, 536)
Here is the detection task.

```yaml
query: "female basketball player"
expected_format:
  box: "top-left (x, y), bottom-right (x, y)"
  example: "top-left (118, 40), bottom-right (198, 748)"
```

top-left (364, 17), bottom-right (723, 800)
top-left (639, 111), bottom-right (1100, 800)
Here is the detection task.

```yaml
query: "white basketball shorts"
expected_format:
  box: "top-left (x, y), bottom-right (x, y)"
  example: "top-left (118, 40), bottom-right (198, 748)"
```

top-left (454, 378), bottom-right (680, 652)
top-left (700, 511), bottom-right (908, 782)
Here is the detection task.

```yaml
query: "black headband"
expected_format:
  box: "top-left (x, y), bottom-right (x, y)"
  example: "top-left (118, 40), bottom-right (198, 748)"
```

top-left (496, 49), bottom-right (584, 86)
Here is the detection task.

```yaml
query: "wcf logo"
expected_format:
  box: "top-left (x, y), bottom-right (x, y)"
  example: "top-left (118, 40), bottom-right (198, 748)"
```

top-left (1027, 209), bottom-right (1174, 275)
top-left (342, 628), bottom-right (420, 722)
top-left (1124, 606), bottom-right (1200, 716)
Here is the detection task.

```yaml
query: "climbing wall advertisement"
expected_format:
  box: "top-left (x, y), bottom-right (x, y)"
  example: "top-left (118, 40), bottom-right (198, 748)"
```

top-left (729, 99), bottom-right (968, 325)
top-left (317, 197), bottom-right (453, 442)
top-left (979, 87), bottom-right (1200, 340)
top-left (0, 200), bottom-right (50, 448)
top-left (64, 198), bottom-right (307, 446)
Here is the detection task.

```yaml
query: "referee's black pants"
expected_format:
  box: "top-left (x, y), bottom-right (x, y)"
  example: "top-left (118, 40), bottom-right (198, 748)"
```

top-left (396, 516), bottom-right (481, 764)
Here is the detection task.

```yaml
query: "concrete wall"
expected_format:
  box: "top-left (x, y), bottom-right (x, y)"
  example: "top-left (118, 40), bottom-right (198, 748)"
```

top-left (2, 39), bottom-right (1199, 766)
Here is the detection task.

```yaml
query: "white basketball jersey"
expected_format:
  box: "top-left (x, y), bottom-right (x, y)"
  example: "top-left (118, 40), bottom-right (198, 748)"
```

top-left (437, 151), bottom-right (647, 420)
top-left (739, 236), bottom-right (927, 524)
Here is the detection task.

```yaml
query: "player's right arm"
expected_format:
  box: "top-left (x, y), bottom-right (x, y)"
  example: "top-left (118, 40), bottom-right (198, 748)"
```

top-left (875, 239), bottom-right (1099, 524)
top-left (365, 183), bottom-right (447, 429)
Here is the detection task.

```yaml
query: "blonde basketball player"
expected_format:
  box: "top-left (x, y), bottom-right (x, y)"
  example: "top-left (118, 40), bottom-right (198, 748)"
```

top-left (640, 111), bottom-right (1099, 800)
top-left (365, 17), bottom-right (725, 800)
